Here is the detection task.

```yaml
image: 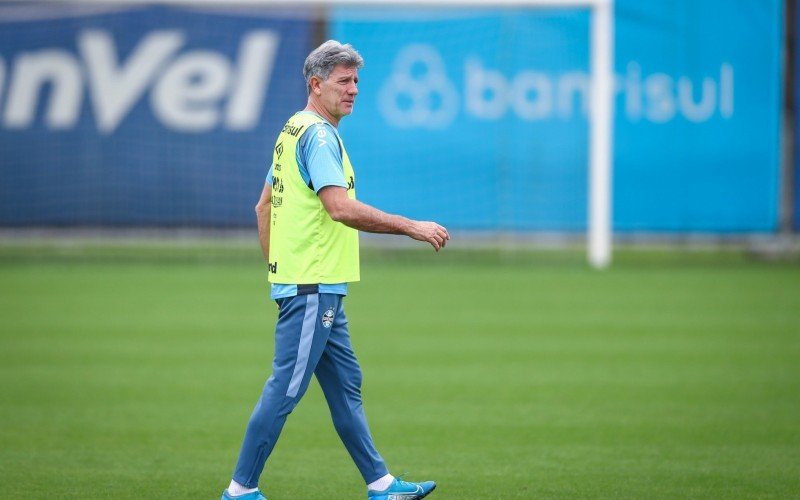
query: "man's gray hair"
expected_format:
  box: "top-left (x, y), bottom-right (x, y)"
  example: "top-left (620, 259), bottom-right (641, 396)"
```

top-left (303, 40), bottom-right (364, 94)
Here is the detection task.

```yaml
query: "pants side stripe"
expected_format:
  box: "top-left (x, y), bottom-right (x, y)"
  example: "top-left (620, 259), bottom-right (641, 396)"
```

top-left (286, 294), bottom-right (319, 398)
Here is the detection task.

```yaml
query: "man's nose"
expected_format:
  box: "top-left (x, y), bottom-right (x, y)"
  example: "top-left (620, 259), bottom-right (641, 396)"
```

top-left (348, 83), bottom-right (358, 95)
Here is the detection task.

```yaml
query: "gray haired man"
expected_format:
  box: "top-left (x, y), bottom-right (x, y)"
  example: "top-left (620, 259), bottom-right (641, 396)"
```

top-left (221, 40), bottom-right (445, 500)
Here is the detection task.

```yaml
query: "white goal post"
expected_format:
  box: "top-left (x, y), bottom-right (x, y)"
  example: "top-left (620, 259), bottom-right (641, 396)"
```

top-left (17, 0), bottom-right (615, 268)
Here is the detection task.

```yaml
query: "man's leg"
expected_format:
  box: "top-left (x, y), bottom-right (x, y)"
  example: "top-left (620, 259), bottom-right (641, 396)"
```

top-left (314, 298), bottom-right (389, 484)
top-left (231, 293), bottom-right (333, 488)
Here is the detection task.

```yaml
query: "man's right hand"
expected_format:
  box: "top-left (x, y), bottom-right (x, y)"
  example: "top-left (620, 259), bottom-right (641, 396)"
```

top-left (407, 221), bottom-right (450, 251)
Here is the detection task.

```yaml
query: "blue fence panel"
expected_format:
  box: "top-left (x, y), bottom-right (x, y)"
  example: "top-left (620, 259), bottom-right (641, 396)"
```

top-left (0, 6), bottom-right (312, 226)
top-left (331, 0), bottom-right (782, 232)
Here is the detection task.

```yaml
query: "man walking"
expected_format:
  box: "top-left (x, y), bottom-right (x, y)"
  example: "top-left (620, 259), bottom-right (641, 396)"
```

top-left (222, 40), bottom-right (449, 500)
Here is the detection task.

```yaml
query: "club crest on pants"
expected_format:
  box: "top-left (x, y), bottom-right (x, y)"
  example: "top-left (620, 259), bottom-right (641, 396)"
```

top-left (322, 307), bottom-right (335, 328)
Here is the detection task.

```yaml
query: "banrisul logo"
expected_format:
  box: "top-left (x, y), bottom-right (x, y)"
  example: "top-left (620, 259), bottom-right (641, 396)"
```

top-left (0, 29), bottom-right (279, 133)
top-left (379, 44), bottom-right (734, 128)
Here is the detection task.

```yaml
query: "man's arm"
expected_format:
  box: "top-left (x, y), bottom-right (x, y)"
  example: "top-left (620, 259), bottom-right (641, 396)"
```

top-left (318, 186), bottom-right (450, 251)
top-left (255, 181), bottom-right (272, 262)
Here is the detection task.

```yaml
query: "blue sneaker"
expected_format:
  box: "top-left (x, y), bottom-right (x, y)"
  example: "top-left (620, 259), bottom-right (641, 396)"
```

top-left (368, 477), bottom-right (436, 499)
top-left (220, 489), bottom-right (267, 500)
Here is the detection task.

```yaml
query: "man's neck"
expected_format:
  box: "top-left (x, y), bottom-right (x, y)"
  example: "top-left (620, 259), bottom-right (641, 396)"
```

top-left (304, 99), bottom-right (339, 127)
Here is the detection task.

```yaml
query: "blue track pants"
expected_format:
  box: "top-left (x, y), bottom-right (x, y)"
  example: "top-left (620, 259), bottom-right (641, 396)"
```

top-left (232, 293), bottom-right (388, 488)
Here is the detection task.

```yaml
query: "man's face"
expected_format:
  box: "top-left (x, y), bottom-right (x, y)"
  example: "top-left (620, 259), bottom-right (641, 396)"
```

top-left (316, 64), bottom-right (359, 120)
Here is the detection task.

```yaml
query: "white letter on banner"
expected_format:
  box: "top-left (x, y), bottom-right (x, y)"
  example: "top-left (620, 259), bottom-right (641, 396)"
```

top-left (624, 62), bottom-right (643, 121)
top-left (152, 52), bottom-right (231, 132)
top-left (556, 71), bottom-right (588, 119)
top-left (80, 30), bottom-right (184, 134)
top-left (644, 73), bottom-right (676, 123)
top-left (465, 58), bottom-right (508, 120)
top-left (4, 50), bottom-right (82, 129)
top-left (225, 31), bottom-right (279, 130)
top-left (678, 76), bottom-right (716, 123)
top-left (719, 63), bottom-right (734, 119)
top-left (513, 71), bottom-right (552, 120)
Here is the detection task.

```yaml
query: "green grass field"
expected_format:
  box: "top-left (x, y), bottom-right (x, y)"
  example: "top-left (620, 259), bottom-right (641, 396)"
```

top-left (1, 246), bottom-right (799, 498)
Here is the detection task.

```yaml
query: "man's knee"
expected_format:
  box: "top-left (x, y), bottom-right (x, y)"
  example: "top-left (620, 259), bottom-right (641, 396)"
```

top-left (247, 393), bottom-right (300, 428)
top-left (348, 367), bottom-right (364, 391)
top-left (254, 375), bottom-right (304, 413)
top-left (348, 366), bottom-right (363, 391)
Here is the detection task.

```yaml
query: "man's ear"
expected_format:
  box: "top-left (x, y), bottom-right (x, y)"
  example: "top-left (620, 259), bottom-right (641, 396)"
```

top-left (310, 76), bottom-right (323, 96)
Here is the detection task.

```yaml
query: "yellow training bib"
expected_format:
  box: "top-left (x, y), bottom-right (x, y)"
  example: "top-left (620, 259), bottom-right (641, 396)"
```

top-left (267, 112), bottom-right (359, 284)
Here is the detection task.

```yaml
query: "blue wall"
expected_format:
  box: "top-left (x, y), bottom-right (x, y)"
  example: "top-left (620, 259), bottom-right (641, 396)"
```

top-left (331, 0), bottom-right (783, 232)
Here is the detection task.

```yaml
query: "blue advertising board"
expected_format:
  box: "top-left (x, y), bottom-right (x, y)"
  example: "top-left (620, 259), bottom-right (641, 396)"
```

top-left (331, 0), bottom-right (782, 232)
top-left (0, 5), bottom-right (311, 226)
top-left (0, 2), bottom-right (784, 232)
